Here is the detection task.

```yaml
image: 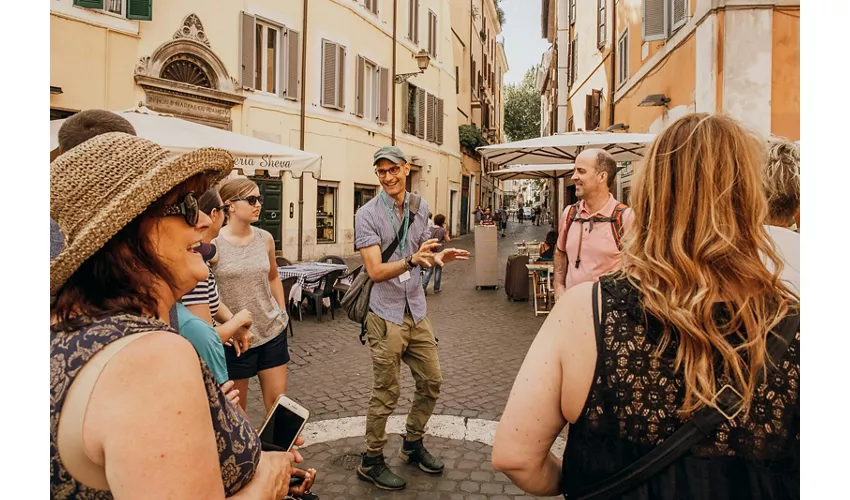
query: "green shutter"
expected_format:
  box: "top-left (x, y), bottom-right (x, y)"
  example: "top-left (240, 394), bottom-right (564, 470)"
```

top-left (126, 0), bottom-right (152, 21)
top-left (74, 0), bottom-right (104, 9)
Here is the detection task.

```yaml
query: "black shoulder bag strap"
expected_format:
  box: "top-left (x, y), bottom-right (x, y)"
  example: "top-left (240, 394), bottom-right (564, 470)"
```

top-left (573, 290), bottom-right (800, 500)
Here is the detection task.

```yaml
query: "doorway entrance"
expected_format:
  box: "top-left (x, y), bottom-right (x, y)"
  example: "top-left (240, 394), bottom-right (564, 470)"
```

top-left (460, 175), bottom-right (470, 234)
top-left (450, 190), bottom-right (458, 237)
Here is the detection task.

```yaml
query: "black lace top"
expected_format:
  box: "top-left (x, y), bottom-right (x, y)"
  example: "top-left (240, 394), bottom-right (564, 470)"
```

top-left (50, 314), bottom-right (261, 499)
top-left (563, 275), bottom-right (800, 499)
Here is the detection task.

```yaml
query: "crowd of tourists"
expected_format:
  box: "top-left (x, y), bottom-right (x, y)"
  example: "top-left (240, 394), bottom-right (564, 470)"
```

top-left (50, 109), bottom-right (799, 499)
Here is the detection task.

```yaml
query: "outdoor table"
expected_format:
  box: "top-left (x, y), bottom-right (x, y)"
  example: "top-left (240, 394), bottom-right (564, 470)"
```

top-left (526, 262), bottom-right (554, 316)
top-left (278, 262), bottom-right (349, 303)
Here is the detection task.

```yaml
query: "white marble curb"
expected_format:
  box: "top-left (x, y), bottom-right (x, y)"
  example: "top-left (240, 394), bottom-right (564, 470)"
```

top-left (301, 414), bottom-right (566, 457)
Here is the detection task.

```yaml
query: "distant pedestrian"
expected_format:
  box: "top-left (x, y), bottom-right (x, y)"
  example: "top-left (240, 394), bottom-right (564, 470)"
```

top-left (423, 214), bottom-right (451, 294)
top-left (762, 136), bottom-right (800, 295)
top-left (517, 206), bottom-right (524, 224)
top-left (498, 206), bottom-right (508, 237)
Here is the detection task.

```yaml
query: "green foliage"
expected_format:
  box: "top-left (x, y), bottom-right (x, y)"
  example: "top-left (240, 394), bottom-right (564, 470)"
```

top-left (459, 124), bottom-right (486, 151)
top-left (503, 65), bottom-right (541, 142)
top-left (496, 6), bottom-right (505, 26)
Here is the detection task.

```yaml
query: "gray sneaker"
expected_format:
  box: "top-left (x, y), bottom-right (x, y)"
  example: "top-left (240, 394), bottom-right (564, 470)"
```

top-left (399, 438), bottom-right (445, 474)
top-left (356, 453), bottom-right (407, 490)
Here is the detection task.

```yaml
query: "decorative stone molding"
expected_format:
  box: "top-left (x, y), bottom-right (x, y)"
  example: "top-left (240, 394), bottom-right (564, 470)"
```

top-left (173, 13), bottom-right (211, 48)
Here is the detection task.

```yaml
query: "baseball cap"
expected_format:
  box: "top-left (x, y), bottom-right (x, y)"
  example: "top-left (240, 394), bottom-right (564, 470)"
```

top-left (373, 146), bottom-right (407, 166)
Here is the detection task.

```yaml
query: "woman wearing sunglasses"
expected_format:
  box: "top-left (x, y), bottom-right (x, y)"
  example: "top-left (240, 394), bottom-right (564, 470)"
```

top-left (50, 133), bottom-right (314, 498)
top-left (213, 178), bottom-right (291, 414)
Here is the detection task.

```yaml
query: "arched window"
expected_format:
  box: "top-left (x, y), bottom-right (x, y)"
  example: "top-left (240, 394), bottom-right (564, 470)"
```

top-left (160, 54), bottom-right (214, 88)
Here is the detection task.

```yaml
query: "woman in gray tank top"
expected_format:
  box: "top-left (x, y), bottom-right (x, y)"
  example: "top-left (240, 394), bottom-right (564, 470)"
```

top-left (212, 179), bottom-right (290, 413)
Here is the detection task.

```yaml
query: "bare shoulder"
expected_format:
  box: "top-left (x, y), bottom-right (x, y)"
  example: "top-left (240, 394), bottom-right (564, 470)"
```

top-left (108, 330), bottom-right (202, 375)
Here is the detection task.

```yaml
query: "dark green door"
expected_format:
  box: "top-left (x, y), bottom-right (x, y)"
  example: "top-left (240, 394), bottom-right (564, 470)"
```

top-left (460, 175), bottom-right (469, 234)
top-left (250, 177), bottom-right (283, 250)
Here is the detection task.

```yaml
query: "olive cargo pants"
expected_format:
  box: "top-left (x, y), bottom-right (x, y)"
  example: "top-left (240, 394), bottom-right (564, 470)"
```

top-left (364, 312), bottom-right (443, 454)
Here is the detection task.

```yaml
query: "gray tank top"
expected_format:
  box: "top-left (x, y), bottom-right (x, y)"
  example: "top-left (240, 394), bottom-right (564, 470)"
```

top-left (212, 227), bottom-right (288, 348)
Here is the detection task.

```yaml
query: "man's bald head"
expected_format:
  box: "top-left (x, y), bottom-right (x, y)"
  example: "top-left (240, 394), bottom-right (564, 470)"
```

top-left (576, 148), bottom-right (617, 190)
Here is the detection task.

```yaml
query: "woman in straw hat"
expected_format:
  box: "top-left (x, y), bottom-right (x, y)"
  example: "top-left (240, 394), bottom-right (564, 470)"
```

top-left (493, 114), bottom-right (800, 498)
top-left (50, 133), bottom-right (315, 498)
top-left (212, 178), bottom-right (291, 414)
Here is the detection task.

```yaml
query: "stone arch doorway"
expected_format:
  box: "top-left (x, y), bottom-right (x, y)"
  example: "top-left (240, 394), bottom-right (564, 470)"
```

top-left (134, 14), bottom-right (244, 130)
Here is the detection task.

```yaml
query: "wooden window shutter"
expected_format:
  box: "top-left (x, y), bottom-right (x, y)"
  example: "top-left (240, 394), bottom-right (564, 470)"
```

top-left (355, 56), bottom-right (365, 117)
top-left (408, 0), bottom-right (414, 40)
top-left (240, 12), bottom-right (256, 90)
top-left (336, 44), bottom-right (347, 111)
top-left (74, 0), bottom-right (104, 9)
top-left (585, 94), bottom-right (593, 129)
top-left (572, 37), bottom-right (579, 86)
top-left (127, 0), bottom-right (152, 20)
top-left (643, 0), bottom-right (667, 42)
top-left (284, 29), bottom-right (301, 100)
top-left (416, 87), bottom-right (426, 139)
top-left (436, 98), bottom-right (444, 145)
top-left (378, 67), bottom-right (390, 124)
top-left (426, 93), bottom-right (436, 142)
top-left (597, 0), bottom-right (606, 48)
top-left (401, 82), bottom-right (410, 133)
top-left (415, 0), bottom-right (420, 44)
top-left (672, 0), bottom-right (687, 31)
top-left (566, 41), bottom-right (573, 87)
top-left (591, 90), bottom-right (602, 129)
top-left (321, 40), bottom-right (338, 109)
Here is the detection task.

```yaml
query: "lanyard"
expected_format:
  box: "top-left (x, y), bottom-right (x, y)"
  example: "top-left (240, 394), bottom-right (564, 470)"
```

top-left (380, 191), bottom-right (410, 253)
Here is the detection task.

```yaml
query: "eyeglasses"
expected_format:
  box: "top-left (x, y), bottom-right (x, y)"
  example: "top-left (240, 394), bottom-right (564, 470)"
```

top-left (231, 195), bottom-right (263, 206)
top-left (375, 165), bottom-right (402, 178)
top-left (212, 203), bottom-right (231, 214)
top-left (160, 193), bottom-right (200, 226)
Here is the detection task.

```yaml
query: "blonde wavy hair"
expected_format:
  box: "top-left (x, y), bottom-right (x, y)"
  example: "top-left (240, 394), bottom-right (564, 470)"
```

top-left (620, 113), bottom-right (798, 417)
top-left (763, 136), bottom-right (800, 223)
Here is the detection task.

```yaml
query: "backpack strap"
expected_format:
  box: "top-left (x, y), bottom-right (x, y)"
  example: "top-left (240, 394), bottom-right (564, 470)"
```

top-left (610, 203), bottom-right (628, 250)
top-left (570, 311), bottom-right (800, 500)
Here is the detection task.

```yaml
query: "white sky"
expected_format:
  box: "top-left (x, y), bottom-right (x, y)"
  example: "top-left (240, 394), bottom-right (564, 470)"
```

top-left (501, 0), bottom-right (551, 84)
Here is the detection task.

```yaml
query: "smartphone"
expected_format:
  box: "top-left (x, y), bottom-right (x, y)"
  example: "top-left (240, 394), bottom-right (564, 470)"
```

top-left (257, 395), bottom-right (310, 452)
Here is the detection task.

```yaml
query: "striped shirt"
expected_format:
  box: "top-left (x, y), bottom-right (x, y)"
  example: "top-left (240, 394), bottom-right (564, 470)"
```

top-left (355, 191), bottom-right (431, 326)
top-left (182, 265), bottom-right (221, 324)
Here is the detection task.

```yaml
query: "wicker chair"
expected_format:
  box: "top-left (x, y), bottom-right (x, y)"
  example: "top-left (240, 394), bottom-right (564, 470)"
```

top-left (276, 256), bottom-right (293, 267)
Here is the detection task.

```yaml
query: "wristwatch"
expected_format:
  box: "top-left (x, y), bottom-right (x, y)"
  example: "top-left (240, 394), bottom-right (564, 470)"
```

top-left (404, 255), bottom-right (415, 270)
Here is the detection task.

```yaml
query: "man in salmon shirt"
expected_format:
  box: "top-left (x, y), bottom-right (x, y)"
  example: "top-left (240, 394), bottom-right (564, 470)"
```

top-left (553, 149), bottom-right (634, 300)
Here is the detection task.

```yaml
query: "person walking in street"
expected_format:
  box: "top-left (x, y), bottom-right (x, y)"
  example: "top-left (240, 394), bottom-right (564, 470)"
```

top-left (552, 149), bottom-right (633, 300)
top-left (423, 214), bottom-right (451, 295)
top-left (762, 136), bottom-right (800, 295)
top-left (50, 133), bottom-right (315, 498)
top-left (493, 113), bottom-right (800, 499)
top-left (213, 179), bottom-right (291, 414)
top-left (517, 206), bottom-right (524, 224)
top-left (498, 206), bottom-right (508, 237)
top-left (354, 146), bottom-right (469, 491)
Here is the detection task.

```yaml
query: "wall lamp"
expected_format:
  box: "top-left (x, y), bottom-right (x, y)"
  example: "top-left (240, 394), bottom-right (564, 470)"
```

top-left (394, 49), bottom-right (431, 84)
top-left (638, 94), bottom-right (670, 107)
top-left (606, 123), bottom-right (629, 132)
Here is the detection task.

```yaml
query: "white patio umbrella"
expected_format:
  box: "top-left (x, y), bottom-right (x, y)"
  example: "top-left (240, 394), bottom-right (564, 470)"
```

top-left (477, 131), bottom-right (656, 167)
top-left (50, 106), bottom-right (323, 179)
top-left (489, 164), bottom-right (575, 181)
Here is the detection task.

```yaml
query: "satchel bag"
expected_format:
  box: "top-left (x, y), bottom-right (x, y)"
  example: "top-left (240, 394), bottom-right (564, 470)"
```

top-left (341, 194), bottom-right (421, 343)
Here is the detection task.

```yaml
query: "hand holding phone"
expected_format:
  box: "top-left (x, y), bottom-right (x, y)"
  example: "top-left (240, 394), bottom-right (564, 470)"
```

top-left (258, 395), bottom-right (310, 452)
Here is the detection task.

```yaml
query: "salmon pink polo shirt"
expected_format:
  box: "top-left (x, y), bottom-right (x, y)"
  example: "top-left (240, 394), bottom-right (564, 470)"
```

top-left (556, 194), bottom-right (634, 291)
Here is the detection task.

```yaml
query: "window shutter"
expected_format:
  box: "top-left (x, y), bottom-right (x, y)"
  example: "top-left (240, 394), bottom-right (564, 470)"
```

top-left (573, 38), bottom-right (579, 85)
top-left (415, 0), bottom-right (420, 44)
top-left (566, 41), bottom-right (573, 88)
top-left (402, 82), bottom-right (410, 133)
top-left (240, 12), bottom-right (256, 90)
top-left (585, 94), bottom-right (593, 129)
top-left (591, 90), bottom-right (602, 129)
top-left (643, 0), bottom-right (667, 41)
top-left (126, 0), bottom-right (152, 20)
top-left (426, 93), bottom-right (436, 142)
top-left (321, 40), bottom-right (338, 109)
top-left (378, 67), bottom-right (390, 124)
top-left (672, 0), bottom-right (687, 31)
top-left (284, 28), bottom-right (301, 100)
top-left (569, 0), bottom-right (576, 25)
top-left (416, 87), bottom-right (426, 139)
top-left (74, 0), bottom-right (104, 9)
top-left (408, 0), bottom-right (414, 40)
top-left (597, 0), bottom-right (606, 48)
top-left (436, 98), bottom-right (444, 145)
top-left (336, 44), bottom-right (347, 111)
top-left (355, 56), bottom-right (365, 117)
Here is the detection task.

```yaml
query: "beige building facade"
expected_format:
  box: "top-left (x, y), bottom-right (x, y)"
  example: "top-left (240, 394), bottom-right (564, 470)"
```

top-left (449, 0), bottom-right (508, 233)
top-left (51, 0), bottom-right (463, 260)
top-left (539, 0), bottom-right (799, 216)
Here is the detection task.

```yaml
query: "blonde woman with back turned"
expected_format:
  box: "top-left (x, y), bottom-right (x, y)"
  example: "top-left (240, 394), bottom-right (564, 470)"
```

top-left (762, 137), bottom-right (800, 295)
top-left (493, 114), bottom-right (800, 499)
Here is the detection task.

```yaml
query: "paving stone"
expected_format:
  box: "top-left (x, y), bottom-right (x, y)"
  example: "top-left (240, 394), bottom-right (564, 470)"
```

top-left (480, 482), bottom-right (503, 495)
top-left (459, 481), bottom-right (479, 493)
top-left (469, 471), bottom-right (491, 482)
top-left (503, 484), bottom-right (526, 495)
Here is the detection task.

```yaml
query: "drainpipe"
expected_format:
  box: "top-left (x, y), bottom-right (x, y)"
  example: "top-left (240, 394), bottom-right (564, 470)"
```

top-left (298, 0), bottom-right (309, 261)
top-left (609, 0), bottom-right (616, 128)
top-left (391, 0), bottom-right (398, 145)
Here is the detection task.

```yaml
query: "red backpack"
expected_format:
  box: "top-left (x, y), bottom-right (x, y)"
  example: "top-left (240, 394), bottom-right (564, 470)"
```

top-left (563, 202), bottom-right (629, 268)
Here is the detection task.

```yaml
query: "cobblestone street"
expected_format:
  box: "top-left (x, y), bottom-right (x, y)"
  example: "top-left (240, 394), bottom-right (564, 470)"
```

top-left (245, 220), bottom-right (558, 499)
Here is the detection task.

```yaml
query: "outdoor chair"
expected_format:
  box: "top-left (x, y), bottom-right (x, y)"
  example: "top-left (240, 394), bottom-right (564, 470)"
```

top-left (300, 269), bottom-right (344, 323)
top-left (333, 265), bottom-right (362, 306)
top-left (281, 276), bottom-right (301, 325)
top-left (276, 256), bottom-right (293, 267)
top-left (317, 255), bottom-right (346, 265)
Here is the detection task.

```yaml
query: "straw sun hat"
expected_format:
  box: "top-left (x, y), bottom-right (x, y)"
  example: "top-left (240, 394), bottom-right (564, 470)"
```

top-left (50, 132), bottom-right (233, 295)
